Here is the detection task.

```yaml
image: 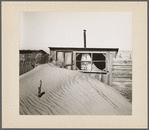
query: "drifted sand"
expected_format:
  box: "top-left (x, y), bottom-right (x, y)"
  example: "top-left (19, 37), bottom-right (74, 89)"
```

top-left (20, 64), bottom-right (132, 115)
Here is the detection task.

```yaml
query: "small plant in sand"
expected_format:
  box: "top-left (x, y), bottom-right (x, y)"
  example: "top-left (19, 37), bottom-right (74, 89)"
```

top-left (38, 80), bottom-right (45, 98)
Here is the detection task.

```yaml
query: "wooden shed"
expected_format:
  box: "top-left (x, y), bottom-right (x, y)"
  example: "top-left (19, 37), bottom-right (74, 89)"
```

top-left (49, 47), bottom-right (119, 86)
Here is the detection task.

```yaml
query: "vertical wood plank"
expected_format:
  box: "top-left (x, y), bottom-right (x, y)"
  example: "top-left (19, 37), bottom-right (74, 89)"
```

top-left (98, 74), bottom-right (102, 81)
top-left (95, 74), bottom-right (98, 81)
top-left (71, 51), bottom-right (73, 70)
top-left (106, 52), bottom-right (110, 85)
top-left (109, 52), bottom-right (114, 86)
top-left (65, 52), bottom-right (72, 70)
top-left (53, 51), bottom-right (56, 61)
top-left (56, 51), bottom-right (57, 61)
top-left (101, 74), bottom-right (108, 84)
top-left (91, 53), bottom-right (93, 71)
top-left (57, 52), bottom-right (64, 63)
top-left (73, 52), bottom-right (76, 70)
top-left (106, 52), bottom-right (108, 71)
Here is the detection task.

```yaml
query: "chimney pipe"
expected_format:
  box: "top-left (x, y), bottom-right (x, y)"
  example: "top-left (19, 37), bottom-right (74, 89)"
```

top-left (83, 30), bottom-right (86, 48)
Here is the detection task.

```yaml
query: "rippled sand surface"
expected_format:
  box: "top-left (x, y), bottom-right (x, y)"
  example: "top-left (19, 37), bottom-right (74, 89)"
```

top-left (20, 63), bottom-right (132, 115)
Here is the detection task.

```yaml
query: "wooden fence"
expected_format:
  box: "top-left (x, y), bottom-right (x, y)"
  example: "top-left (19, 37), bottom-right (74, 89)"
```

top-left (111, 51), bottom-right (132, 88)
top-left (111, 51), bottom-right (132, 102)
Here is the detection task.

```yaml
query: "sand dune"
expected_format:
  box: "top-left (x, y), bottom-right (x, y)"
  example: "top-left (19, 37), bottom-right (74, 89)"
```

top-left (20, 63), bottom-right (132, 115)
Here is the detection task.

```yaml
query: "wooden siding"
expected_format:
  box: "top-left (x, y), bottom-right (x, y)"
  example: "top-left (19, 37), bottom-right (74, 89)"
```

top-left (50, 50), bottom-right (115, 85)
top-left (111, 51), bottom-right (132, 102)
top-left (19, 61), bottom-right (33, 75)
top-left (49, 50), bottom-right (132, 88)
top-left (19, 53), bottom-right (49, 75)
top-left (111, 51), bottom-right (132, 89)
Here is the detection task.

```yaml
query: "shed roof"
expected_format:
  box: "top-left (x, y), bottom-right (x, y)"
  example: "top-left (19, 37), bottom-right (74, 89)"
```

top-left (20, 50), bottom-right (48, 54)
top-left (49, 47), bottom-right (119, 52)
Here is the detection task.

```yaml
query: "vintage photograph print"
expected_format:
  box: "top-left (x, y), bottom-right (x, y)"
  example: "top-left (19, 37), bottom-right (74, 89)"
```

top-left (19, 12), bottom-right (132, 115)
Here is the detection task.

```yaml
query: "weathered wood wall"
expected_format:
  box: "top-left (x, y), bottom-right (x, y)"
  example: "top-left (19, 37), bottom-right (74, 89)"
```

top-left (19, 61), bottom-right (33, 75)
top-left (49, 50), bottom-right (132, 88)
top-left (112, 51), bottom-right (132, 87)
top-left (50, 50), bottom-right (115, 85)
top-left (20, 53), bottom-right (49, 75)
top-left (111, 51), bottom-right (132, 102)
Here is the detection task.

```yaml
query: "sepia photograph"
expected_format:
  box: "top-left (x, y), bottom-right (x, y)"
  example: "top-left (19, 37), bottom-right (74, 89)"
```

top-left (19, 12), bottom-right (132, 115)
top-left (2, 1), bottom-right (147, 128)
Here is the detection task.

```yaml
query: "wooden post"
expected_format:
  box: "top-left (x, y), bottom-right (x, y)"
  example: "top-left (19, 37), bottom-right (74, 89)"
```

top-left (38, 80), bottom-right (42, 97)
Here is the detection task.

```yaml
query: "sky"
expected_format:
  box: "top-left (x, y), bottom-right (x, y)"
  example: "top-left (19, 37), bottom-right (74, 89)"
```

top-left (20, 12), bottom-right (132, 53)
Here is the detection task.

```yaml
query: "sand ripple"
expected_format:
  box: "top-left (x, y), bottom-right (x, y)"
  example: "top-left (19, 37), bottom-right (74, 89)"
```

top-left (20, 63), bottom-right (132, 115)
